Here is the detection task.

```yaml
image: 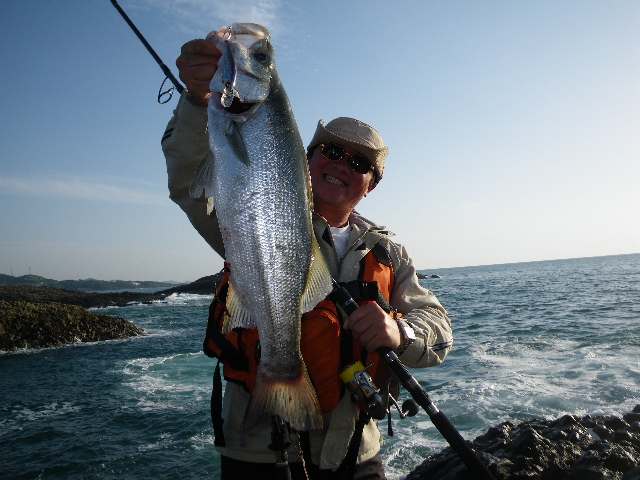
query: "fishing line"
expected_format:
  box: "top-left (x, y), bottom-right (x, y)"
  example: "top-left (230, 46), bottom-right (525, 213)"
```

top-left (109, 0), bottom-right (184, 103)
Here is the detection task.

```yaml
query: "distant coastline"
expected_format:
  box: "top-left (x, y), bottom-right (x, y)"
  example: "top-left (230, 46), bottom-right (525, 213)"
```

top-left (0, 274), bottom-right (177, 292)
top-left (417, 252), bottom-right (640, 273)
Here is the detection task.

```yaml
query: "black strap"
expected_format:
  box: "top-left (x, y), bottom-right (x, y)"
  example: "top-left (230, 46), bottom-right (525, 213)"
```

top-left (211, 360), bottom-right (226, 447)
top-left (334, 411), bottom-right (370, 480)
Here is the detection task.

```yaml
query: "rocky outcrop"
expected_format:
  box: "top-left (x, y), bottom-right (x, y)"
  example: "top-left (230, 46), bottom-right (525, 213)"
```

top-left (0, 300), bottom-right (144, 351)
top-left (417, 273), bottom-right (441, 279)
top-left (408, 406), bottom-right (640, 480)
top-left (0, 284), bottom-right (167, 308)
top-left (0, 278), bottom-right (225, 353)
top-left (157, 273), bottom-right (223, 295)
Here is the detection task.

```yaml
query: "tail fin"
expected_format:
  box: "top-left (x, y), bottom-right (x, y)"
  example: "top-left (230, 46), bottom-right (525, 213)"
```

top-left (242, 363), bottom-right (323, 432)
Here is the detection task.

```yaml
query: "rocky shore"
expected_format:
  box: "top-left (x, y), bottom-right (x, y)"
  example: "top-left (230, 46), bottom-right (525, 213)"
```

top-left (0, 275), bottom-right (223, 352)
top-left (0, 300), bottom-right (144, 351)
top-left (156, 273), bottom-right (223, 296)
top-left (409, 406), bottom-right (640, 480)
top-left (0, 284), bottom-right (167, 309)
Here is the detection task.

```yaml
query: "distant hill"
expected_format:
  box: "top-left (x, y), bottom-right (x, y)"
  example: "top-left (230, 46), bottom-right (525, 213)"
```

top-left (0, 274), bottom-right (177, 292)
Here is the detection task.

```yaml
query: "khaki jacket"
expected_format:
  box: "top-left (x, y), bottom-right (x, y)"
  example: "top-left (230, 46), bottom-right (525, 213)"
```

top-left (162, 92), bottom-right (453, 470)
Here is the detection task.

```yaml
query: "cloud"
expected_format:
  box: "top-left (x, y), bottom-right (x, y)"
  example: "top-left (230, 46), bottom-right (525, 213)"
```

top-left (133, 0), bottom-right (285, 37)
top-left (0, 173), bottom-right (168, 206)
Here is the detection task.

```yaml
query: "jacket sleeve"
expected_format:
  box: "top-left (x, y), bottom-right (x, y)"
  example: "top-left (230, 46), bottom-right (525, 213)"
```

top-left (162, 93), bottom-right (225, 258)
top-left (388, 241), bottom-right (453, 368)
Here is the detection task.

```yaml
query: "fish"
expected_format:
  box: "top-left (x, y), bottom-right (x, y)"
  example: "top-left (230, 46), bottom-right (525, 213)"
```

top-left (189, 23), bottom-right (333, 432)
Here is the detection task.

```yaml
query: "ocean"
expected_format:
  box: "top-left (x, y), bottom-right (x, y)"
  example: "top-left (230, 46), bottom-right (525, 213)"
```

top-left (1, 253), bottom-right (639, 479)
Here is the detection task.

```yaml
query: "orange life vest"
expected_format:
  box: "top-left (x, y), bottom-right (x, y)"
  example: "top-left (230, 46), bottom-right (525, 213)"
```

top-left (203, 242), bottom-right (396, 414)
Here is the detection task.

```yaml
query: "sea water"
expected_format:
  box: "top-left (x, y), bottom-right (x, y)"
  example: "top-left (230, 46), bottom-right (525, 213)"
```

top-left (1, 253), bottom-right (639, 479)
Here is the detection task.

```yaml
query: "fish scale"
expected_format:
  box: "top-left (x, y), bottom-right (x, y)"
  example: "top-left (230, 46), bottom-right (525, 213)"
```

top-left (190, 23), bottom-right (332, 432)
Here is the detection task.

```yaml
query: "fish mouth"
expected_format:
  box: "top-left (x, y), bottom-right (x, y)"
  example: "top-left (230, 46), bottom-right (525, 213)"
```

top-left (224, 97), bottom-right (255, 114)
top-left (324, 174), bottom-right (347, 187)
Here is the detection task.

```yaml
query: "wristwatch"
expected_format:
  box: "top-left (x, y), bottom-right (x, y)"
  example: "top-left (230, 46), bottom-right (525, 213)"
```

top-left (395, 318), bottom-right (416, 354)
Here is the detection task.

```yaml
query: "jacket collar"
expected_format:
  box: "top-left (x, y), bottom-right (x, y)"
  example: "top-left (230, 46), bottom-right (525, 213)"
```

top-left (313, 211), bottom-right (395, 279)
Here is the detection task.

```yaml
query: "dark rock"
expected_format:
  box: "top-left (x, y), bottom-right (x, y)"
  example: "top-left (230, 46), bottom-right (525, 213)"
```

top-left (482, 422), bottom-right (515, 453)
top-left (624, 413), bottom-right (640, 424)
top-left (408, 405), bottom-right (640, 480)
top-left (0, 285), bottom-right (166, 308)
top-left (567, 464), bottom-right (610, 480)
top-left (613, 430), bottom-right (634, 444)
top-left (157, 273), bottom-right (223, 295)
top-left (416, 273), bottom-right (442, 279)
top-left (593, 425), bottom-right (615, 440)
top-left (507, 427), bottom-right (552, 458)
top-left (0, 300), bottom-right (144, 351)
top-left (623, 466), bottom-right (640, 480)
top-left (603, 416), bottom-right (629, 431)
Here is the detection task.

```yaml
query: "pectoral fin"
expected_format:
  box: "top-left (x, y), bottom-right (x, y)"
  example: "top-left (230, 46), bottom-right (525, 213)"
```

top-left (190, 150), bottom-right (215, 199)
top-left (224, 120), bottom-right (250, 166)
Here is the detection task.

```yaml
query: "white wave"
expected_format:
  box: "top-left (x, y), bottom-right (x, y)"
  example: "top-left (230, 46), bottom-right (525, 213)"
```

top-left (160, 293), bottom-right (214, 306)
top-left (189, 431), bottom-right (215, 451)
top-left (117, 352), bottom-right (211, 411)
top-left (381, 419), bottom-right (446, 480)
top-left (138, 431), bottom-right (175, 452)
top-left (0, 402), bottom-right (82, 435)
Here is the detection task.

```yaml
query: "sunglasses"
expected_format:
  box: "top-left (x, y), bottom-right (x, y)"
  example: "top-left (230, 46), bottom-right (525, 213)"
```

top-left (318, 143), bottom-right (373, 175)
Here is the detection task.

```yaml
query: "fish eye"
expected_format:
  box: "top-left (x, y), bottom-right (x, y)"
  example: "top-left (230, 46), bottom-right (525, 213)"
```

top-left (254, 52), bottom-right (269, 62)
top-left (250, 41), bottom-right (271, 63)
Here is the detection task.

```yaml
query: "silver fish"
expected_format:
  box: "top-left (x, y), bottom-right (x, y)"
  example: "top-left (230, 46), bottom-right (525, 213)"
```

top-left (190, 23), bottom-right (332, 432)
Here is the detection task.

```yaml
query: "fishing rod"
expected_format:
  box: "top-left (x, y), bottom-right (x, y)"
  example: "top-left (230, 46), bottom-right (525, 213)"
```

top-left (109, 0), bottom-right (184, 102)
top-left (330, 280), bottom-right (496, 480)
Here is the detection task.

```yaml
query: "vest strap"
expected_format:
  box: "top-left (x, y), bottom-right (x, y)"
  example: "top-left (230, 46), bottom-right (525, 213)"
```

top-left (334, 410), bottom-right (371, 480)
top-left (211, 360), bottom-right (225, 447)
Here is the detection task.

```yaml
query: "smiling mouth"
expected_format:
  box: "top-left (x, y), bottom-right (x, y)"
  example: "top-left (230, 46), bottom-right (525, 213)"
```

top-left (324, 174), bottom-right (346, 187)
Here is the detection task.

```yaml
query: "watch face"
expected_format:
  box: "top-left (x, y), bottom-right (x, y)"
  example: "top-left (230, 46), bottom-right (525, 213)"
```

top-left (401, 320), bottom-right (416, 341)
top-left (397, 320), bottom-right (416, 354)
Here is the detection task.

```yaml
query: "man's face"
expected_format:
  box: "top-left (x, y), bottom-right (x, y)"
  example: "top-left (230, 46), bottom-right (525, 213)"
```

top-left (308, 144), bottom-right (376, 218)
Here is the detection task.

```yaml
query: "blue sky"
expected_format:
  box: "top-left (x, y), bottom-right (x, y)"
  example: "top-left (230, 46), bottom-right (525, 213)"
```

top-left (1, 1), bottom-right (638, 282)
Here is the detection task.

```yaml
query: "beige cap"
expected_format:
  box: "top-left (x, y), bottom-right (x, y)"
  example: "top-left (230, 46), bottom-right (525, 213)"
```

top-left (307, 117), bottom-right (389, 183)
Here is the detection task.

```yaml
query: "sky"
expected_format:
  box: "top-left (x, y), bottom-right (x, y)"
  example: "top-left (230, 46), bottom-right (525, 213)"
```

top-left (0, 1), bottom-right (638, 282)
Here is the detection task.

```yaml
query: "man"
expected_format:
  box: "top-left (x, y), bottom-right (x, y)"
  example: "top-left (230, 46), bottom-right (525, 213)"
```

top-left (162, 38), bottom-right (453, 480)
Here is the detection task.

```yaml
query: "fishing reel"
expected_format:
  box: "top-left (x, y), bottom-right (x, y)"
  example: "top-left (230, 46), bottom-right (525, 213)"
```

top-left (339, 361), bottom-right (420, 425)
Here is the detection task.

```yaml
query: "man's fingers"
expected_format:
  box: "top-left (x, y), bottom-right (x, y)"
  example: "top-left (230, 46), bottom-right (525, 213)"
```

top-left (180, 38), bottom-right (221, 57)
